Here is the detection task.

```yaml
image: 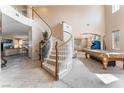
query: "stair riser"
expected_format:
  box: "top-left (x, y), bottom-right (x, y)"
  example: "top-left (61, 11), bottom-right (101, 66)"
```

top-left (51, 52), bottom-right (67, 55)
top-left (43, 61), bottom-right (66, 72)
top-left (42, 61), bottom-right (72, 80)
top-left (49, 55), bottom-right (56, 59)
top-left (47, 60), bottom-right (56, 65)
top-left (47, 60), bottom-right (64, 66)
top-left (42, 64), bottom-right (55, 77)
top-left (50, 55), bottom-right (66, 59)
top-left (52, 47), bottom-right (68, 50)
top-left (49, 56), bottom-right (66, 60)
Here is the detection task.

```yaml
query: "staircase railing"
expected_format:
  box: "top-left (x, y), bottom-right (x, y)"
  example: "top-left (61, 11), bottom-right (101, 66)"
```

top-left (31, 7), bottom-right (72, 80)
top-left (31, 7), bottom-right (53, 64)
top-left (55, 31), bottom-right (72, 80)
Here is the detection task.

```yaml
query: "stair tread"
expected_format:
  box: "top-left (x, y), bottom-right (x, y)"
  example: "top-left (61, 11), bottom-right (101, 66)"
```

top-left (47, 58), bottom-right (63, 63)
top-left (50, 54), bottom-right (65, 57)
top-left (52, 45), bottom-right (67, 48)
top-left (52, 49), bottom-right (67, 51)
top-left (52, 50), bottom-right (66, 53)
top-left (52, 50), bottom-right (65, 52)
top-left (42, 62), bottom-right (55, 72)
top-left (47, 58), bottom-right (56, 61)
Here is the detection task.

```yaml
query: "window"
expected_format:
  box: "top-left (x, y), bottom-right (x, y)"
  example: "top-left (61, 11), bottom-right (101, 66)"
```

top-left (112, 30), bottom-right (120, 49)
top-left (112, 5), bottom-right (120, 13)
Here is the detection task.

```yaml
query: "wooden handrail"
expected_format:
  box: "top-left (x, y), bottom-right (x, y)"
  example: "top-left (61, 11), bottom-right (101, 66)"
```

top-left (58, 31), bottom-right (72, 48)
top-left (55, 42), bottom-right (59, 80)
top-left (31, 7), bottom-right (52, 49)
top-left (82, 33), bottom-right (101, 37)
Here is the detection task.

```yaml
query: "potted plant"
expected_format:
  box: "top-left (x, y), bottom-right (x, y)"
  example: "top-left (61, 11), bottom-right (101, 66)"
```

top-left (40, 30), bottom-right (50, 60)
top-left (43, 31), bottom-right (48, 41)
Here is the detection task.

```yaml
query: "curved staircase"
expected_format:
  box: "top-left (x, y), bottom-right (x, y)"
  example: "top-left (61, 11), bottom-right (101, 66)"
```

top-left (42, 31), bottom-right (73, 80)
top-left (32, 7), bottom-right (73, 80)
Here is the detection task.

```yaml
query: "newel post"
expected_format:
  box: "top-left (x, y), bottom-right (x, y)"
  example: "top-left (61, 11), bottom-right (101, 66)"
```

top-left (55, 42), bottom-right (59, 80)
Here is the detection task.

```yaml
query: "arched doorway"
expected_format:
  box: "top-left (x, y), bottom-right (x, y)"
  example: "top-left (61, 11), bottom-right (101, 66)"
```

top-left (74, 33), bottom-right (102, 51)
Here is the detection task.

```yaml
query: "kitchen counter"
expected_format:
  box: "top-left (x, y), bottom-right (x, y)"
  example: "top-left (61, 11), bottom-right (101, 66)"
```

top-left (4, 48), bottom-right (26, 56)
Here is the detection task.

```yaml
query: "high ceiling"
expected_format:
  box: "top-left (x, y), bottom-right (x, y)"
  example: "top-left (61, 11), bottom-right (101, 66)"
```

top-left (2, 14), bottom-right (31, 39)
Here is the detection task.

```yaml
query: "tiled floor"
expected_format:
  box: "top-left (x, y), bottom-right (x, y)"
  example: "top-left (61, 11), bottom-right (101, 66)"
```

top-left (1, 54), bottom-right (124, 88)
top-left (0, 55), bottom-right (69, 88)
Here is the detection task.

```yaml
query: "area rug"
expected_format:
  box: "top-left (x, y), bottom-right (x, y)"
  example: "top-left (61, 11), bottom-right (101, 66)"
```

top-left (96, 74), bottom-right (119, 84)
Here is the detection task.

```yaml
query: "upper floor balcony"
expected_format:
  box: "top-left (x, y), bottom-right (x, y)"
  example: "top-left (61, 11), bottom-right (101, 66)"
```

top-left (12, 5), bottom-right (28, 18)
top-left (0, 5), bottom-right (33, 27)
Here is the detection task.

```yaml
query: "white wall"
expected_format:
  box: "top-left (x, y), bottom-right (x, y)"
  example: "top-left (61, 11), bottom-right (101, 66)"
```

top-left (31, 10), bottom-right (51, 60)
top-left (52, 23), bottom-right (63, 40)
top-left (105, 5), bottom-right (124, 51)
top-left (28, 29), bottom-right (32, 58)
top-left (35, 6), bottom-right (105, 37)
